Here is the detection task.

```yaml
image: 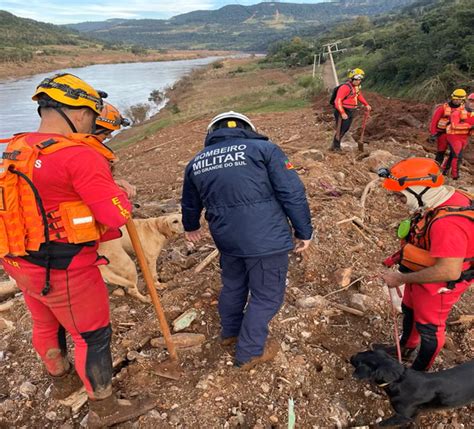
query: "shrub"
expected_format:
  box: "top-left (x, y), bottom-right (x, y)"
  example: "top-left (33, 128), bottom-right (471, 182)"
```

top-left (124, 103), bottom-right (151, 124)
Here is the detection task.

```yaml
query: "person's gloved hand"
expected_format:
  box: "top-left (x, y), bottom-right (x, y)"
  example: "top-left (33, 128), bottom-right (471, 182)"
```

top-left (428, 134), bottom-right (437, 143)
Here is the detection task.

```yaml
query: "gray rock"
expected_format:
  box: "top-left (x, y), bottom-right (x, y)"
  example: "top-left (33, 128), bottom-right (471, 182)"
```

top-left (350, 293), bottom-right (373, 312)
top-left (295, 295), bottom-right (328, 310)
top-left (301, 149), bottom-right (324, 162)
top-left (19, 381), bottom-right (37, 398)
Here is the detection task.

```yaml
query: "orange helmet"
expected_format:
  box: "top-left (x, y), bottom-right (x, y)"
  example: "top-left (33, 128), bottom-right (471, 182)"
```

top-left (96, 102), bottom-right (130, 132)
top-left (378, 158), bottom-right (444, 192)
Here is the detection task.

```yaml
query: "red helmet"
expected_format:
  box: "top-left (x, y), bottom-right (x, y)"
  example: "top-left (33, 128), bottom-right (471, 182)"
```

top-left (467, 93), bottom-right (474, 100)
top-left (378, 158), bottom-right (444, 192)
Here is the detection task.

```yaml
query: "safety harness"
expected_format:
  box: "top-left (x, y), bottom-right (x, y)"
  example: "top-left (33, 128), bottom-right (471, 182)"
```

top-left (399, 191), bottom-right (474, 289)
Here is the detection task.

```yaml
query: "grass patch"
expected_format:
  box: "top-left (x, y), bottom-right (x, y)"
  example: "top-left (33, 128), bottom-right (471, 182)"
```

top-left (112, 117), bottom-right (174, 149)
top-left (239, 98), bottom-right (309, 114)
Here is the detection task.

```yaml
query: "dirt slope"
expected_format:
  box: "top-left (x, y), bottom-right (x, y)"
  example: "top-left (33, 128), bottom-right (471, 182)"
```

top-left (0, 59), bottom-right (472, 428)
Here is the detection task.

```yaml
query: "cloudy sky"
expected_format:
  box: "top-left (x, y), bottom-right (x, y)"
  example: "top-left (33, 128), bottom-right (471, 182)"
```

top-left (3, 0), bottom-right (325, 24)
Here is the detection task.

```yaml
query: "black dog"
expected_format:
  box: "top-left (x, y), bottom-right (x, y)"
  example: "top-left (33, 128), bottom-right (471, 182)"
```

top-left (350, 349), bottom-right (474, 427)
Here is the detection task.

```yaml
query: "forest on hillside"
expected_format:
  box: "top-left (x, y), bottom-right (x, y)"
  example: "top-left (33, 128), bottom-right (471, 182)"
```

top-left (265, 0), bottom-right (473, 101)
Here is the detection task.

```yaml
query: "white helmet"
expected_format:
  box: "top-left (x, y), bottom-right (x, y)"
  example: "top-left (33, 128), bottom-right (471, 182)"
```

top-left (207, 111), bottom-right (256, 133)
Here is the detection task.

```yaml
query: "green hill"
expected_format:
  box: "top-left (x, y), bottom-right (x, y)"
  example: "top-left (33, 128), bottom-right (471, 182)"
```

top-left (65, 0), bottom-right (416, 52)
top-left (0, 10), bottom-right (97, 62)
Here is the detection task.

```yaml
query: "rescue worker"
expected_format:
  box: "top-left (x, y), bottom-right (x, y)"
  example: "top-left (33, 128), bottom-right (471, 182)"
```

top-left (443, 92), bottom-right (474, 180)
top-left (181, 111), bottom-right (313, 370)
top-left (0, 73), bottom-right (155, 426)
top-left (95, 101), bottom-right (131, 142)
top-left (331, 68), bottom-right (371, 151)
top-left (428, 88), bottom-right (466, 165)
top-left (376, 158), bottom-right (473, 371)
top-left (95, 102), bottom-right (136, 198)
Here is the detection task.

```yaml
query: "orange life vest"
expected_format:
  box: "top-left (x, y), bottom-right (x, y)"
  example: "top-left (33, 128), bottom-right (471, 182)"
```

top-left (436, 103), bottom-right (455, 130)
top-left (0, 133), bottom-right (116, 258)
top-left (446, 109), bottom-right (473, 135)
top-left (399, 192), bottom-right (474, 281)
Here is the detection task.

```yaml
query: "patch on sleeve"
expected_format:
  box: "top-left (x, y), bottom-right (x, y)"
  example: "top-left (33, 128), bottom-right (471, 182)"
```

top-left (284, 159), bottom-right (295, 170)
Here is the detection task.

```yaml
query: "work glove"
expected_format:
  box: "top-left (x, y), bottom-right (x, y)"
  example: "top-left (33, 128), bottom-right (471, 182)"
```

top-left (428, 134), bottom-right (437, 143)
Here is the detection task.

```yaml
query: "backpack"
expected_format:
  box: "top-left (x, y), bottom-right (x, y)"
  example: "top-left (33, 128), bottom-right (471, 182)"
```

top-left (329, 83), bottom-right (353, 107)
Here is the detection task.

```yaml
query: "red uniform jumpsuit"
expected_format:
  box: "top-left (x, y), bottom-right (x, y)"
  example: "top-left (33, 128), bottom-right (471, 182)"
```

top-left (400, 192), bottom-right (473, 371)
top-left (332, 81), bottom-right (369, 150)
top-left (429, 102), bottom-right (463, 165)
top-left (444, 108), bottom-right (474, 179)
top-left (1, 133), bottom-right (132, 399)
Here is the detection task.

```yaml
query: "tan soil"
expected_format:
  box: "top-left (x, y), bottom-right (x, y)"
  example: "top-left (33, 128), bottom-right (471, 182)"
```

top-left (0, 58), bottom-right (472, 428)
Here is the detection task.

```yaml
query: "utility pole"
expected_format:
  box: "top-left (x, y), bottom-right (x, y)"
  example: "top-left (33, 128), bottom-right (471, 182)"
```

top-left (322, 41), bottom-right (346, 86)
top-left (312, 53), bottom-right (321, 78)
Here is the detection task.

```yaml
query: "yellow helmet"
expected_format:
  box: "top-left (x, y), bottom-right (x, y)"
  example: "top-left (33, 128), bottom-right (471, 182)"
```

top-left (348, 68), bottom-right (365, 80)
top-left (96, 102), bottom-right (131, 132)
top-left (450, 88), bottom-right (467, 100)
top-left (32, 73), bottom-right (105, 114)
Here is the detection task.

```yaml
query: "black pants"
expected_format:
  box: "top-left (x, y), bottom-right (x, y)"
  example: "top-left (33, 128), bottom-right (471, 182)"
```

top-left (332, 108), bottom-right (356, 149)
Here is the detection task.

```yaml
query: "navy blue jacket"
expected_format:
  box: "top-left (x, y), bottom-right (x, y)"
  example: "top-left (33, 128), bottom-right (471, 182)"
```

top-left (181, 128), bottom-right (313, 257)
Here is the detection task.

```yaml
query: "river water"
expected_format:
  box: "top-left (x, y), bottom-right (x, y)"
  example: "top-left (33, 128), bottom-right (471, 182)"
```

top-left (0, 57), bottom-right (221, 138)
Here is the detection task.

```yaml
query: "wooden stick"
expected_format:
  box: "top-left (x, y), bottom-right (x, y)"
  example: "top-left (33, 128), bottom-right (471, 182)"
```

top-left (351, 222), bottom-right (379, 247)
top-left (447, 315), bottom-right (474, 325)
top-left (126, 219), bottom-right (178, 362)
top-left (323, 276), bottom-right (364, 298)
top-left (0, 281), bottom-right (18, 301)
top-left (352, 217), bottom-right (385, 249)
top-left (195, 249), bottom-right (219, 273)
top-left (0, 300), bottom-right (14, 312)
top-left (360, 178), bottom-right (378, 219)
top-left (331, 302), bottom-right (365, 317)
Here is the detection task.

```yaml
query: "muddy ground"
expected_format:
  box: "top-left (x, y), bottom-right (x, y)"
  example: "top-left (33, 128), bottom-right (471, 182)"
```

top-left (0, 58), bottom-right (473, 428)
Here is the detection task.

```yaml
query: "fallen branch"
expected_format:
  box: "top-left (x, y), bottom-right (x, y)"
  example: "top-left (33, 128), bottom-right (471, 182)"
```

top-left (447, 315), bottom-right (474, 325)
top-left (0, 300), bottom-right (14, 312)
top-left (142, 136), bottom-right (182, 153)
top-left (351, 222), bottom-right (380, 248)
top-left (331, 302), bottom-right (365, 317)
top-left (360, 178), bottom-right (378, 220)
top-left (0, 281), bottom-right (18, 302)
top-left (195, 249), bottom-right (219, 274)
top-left (323, 276), bottom-right (365, 299)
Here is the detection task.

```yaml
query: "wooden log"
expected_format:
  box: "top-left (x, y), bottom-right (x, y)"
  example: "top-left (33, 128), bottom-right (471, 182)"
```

top-left (447, 315), bottom-right (474, 325)
top-left (0, 280), bottom-right (18, 302)
top-left (331, 302), bottom-right (365, 317)
top-left (194, 249), bottom-right (219, 273)
top-left (0, 300), bottom-right (14, 312)
top-left (360, 178), bottom-right (378, 220)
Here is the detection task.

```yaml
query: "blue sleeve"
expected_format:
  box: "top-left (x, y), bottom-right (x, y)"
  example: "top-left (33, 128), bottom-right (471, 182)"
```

top-left (181, 164), bottom-right (203, 232)
top-left (265, 144), bottom-right (313, 239)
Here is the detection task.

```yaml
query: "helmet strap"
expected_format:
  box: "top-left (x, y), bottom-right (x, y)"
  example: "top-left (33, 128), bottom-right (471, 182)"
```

top-left (406, 186), bottom-right (430, 208)
top-left (55, 108), bottom-right (78, 134)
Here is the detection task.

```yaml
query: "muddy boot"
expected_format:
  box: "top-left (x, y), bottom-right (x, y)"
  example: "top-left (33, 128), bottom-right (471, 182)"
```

top-left (50, 365), bottom-right (83, 400)
top-left (371, 343), bottom-right (416, 363)
top-left (221, 336), bottom-right (238, 346)
top-left (236, 338), bottom-right (280, 371)
top-left (87, 394), bottom-right (157, 428)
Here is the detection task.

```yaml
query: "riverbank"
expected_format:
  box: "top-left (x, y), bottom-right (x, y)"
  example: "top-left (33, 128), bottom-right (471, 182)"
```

top-left (0, 45), bottom-right (233, 81)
